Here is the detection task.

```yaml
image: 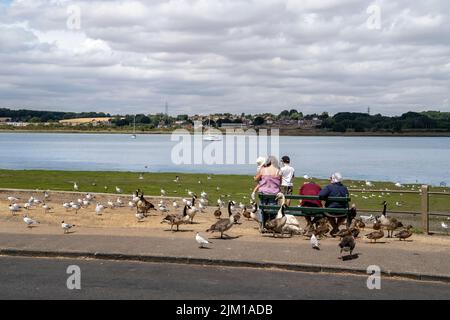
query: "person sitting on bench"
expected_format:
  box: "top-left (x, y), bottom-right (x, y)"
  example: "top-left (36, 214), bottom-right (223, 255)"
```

top-left (299, 179), bottom-right (322, 228)
top-left (318, 172), bottom-right (349, 236)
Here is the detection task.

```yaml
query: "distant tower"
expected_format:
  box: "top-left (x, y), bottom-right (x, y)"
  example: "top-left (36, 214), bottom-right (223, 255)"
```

top-left (367, 107), bottom-right (371, 115)
top-left (165, 102), bottom-right (169, 116)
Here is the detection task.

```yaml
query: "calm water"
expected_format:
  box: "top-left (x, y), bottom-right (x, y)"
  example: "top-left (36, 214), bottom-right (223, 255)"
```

top-left (0, 132), bottom-right (449, 186)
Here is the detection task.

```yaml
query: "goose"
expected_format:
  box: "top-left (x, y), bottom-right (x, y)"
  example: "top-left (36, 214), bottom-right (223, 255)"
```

top-left (339, 234), bottom-right (355, 258)
top-left (310, 233), bottom-right (320, 250)
top-left (184, 202), bottom-right (199, 224)
top-left (265, 204), bottom-right (288, 238)
top-left (249, 202), bottom-right (260, 222)
top-left (242, 206), bottom-right (251, 220)
top-left (379, 201), bottom-right (403, 237)
top-left (136, 191), bottom-right (156, 215)
top-left (314, 219), bottom-right (331, 238)
top-left (161, 209), bottom-right (189, 231)
top-left (394, 225), bottom-right (413, 241)
top-left (61, 221), bottom-right (75, 234)
top-left (115, 186), bottom-right (123, 194)
top-left (213, 207), bottom-right (222, 219)
top-left (227, 201), bottom-right (241, 224)
top-left (206, 210), bottom-right (235, 239)
top-left (196, 233), bottom-right (212, 248)
top-left (365, 229), bottom-right (384, 243)
top-left (23, 215), bottom-right (39, 228)
top-left (172, 201), bottom-right (179, 209)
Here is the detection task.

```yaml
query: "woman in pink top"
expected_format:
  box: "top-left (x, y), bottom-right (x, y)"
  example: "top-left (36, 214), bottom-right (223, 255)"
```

top-left (255, 155), bottom-right (282, 203)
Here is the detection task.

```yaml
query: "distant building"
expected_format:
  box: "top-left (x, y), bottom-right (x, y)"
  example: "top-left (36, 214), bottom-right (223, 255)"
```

top-left (0, 117), bottom-right (11, 123)
top-left (298, 118), bottom-right (322, 129)
top-left (59, 117), bottom-right (113, 126)
top-left (220, 123), bottom-right (246, 129)
top-left (5, 122), bottom-right (29, 127)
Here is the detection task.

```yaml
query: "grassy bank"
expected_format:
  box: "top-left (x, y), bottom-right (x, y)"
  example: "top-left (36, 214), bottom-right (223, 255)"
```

top-left (0, 169), bottom-right (449, 214)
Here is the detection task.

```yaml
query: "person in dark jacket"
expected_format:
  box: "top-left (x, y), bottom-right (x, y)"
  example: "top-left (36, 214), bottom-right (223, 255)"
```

top-left (319, 172), bottom-right (349, 236)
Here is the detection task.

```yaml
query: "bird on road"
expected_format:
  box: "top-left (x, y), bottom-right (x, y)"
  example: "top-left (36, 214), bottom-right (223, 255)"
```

top-left (339, 235), bottom-right (355, 259)
top-left (23, 215), bottom-right (39, 228)
top-left (310, 233), bottom-right (320, 250)
top-left (196, 232), bottom-right (212, 249)
top-left (61, 221), bottom-right (75, 234)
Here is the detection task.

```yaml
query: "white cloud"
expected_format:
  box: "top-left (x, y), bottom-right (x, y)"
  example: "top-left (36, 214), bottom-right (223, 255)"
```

top-left (0, 0), bottom-right (448, 115)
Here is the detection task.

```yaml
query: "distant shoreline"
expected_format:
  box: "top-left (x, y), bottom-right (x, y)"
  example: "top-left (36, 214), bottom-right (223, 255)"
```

top-left (1, 128), bottom-right (450, 137)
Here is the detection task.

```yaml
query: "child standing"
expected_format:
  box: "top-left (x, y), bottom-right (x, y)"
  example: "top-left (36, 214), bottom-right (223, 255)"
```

top-left (280, 156), bottom-right (295, 205)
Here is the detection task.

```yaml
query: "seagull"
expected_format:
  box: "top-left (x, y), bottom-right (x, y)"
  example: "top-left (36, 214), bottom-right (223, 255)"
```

top-left (200, 191), bottom-right (208, 199)
top-left (61, 221), bottom-right (75, 234)
top-left (128, 201), bottom-right (136, 210)
top-left (95, 203), bottom-right (104, 215)
top-left (173, 176), bottom-right (180, 183)
top-left (207, 175), bottom-right (212, 180)
top-left (44, 191), bottom-right (50, 200)
top-left (395, 182), bottom-right (402, 188)
top-left (116, 197), bottom-right (123, 207)
top-left (63, 202), bottom-right (71, 211)
top-left (71, 204), bottom-right (81, 214)
top-left (24, 202), bottom-right (32, 210)
top-left (365, 181), bottom-right (373, 187)
top-left (188, 190), bottom-right (195, 197)
top-left (442, 222), bottom-right (449, 233)
top-left (161, 189), bottom-right (167, 196)
top-left (360, 214), bottom-right (375, 223)
top-left (42, 203), bottom-right (52, 213)
top-left (173, 201), bottom-right (179, 209)
top-left (107, 200), bottom-right (115, 209)
top-left (136, 213), bottom-right (145, 222)
top-left (310, 234), bottom-right (320, 250)
top-left (303, 174), bottom-right (310, 180)
top-left (82, 199), bottom-right (90, 207)
top-left (85, 193), bottom-right (93, 201)
top-left (23, 215), bottom-right (39, 228)
top-left (9, 204), bottom-right (20, 215)
top-left (195, 232), bottom-right (212, 249)
top-left (7, 196), bottom-right (19, 203)
top-left (73, 182), bottom-right (79, 191)
top-left (115, 186), bottom-right (123, 194)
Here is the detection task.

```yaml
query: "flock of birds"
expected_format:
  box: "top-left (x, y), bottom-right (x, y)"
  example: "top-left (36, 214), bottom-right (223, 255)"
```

top-left (4, 177), bottom-right (450, 258)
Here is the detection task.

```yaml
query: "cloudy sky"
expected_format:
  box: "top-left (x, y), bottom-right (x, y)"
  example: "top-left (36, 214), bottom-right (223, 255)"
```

top-left (0, 0), bottom-right (449, 115)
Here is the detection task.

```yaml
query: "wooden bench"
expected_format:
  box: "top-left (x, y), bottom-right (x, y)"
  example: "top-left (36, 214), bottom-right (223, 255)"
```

top-left (258, 193), bottom-right (354, 228)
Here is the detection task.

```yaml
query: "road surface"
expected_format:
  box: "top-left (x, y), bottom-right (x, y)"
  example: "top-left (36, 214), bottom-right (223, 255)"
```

top-left (0, 256), bottom-right (448, 299)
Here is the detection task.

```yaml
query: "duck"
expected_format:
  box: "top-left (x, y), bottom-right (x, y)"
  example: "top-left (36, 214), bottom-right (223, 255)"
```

top-left (213, 206), bottom-right (222, 219)
top-left (265, 204), bottom-right (288, 238)
top-left (206, 210), bottom-right (235, 239)
top-left (339, 234), bottom-right (356, 258)
top-left (161, 209), bottom-right (189, 231)
top-left (61, 221), bottom-right (75, 234)
top-left (365, 229), bottom-right (384, 243)
top-left (314, 218), bottom-right (331, 238)
top-left (394, 225), bottom-right (413, 241)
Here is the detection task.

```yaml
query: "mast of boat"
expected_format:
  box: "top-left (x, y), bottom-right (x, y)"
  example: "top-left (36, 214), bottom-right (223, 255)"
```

top-left (131, 114), bottom-right (136, 138)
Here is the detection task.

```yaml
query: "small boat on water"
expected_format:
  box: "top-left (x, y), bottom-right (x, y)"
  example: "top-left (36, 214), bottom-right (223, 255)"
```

top-left (203, 134), bottom-right (221, 141)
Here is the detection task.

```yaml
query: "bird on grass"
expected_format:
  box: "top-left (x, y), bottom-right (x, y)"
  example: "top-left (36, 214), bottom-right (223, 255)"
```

top-left (441, 222), bottom-right (448, 234)
top-left (196, 233), bottom-right (212, 249)
top-left (61, 221), bottom-right (75, 234)
top-left (115, 186), bottom-right (123, 194)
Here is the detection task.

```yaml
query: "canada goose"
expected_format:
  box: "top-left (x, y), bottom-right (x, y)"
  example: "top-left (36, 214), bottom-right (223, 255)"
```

top-left (136, 190), bottom-right (156, 215)
top-left (185, 199), bottom-right (199, 224)
top-left (249, 202), bottom-right (259, 222)
top-left (373, 216), bottom-right (382, 230)
top-left (265, 204), bottom-right (288, 238)
top-left (339, 234), bottom-right (355, 258)
top-left (196, 232), bottom-right (212, 248)
top-left (228, 201), bottom-right (240, 224)
top-left (394, 225), bottom-right (413, 241)
top-left (206, 210), bottom-right (235, 238)
top-left (61, 221), bottom-right (75, 234)
top-left (161, 208), bottom-right (189, 231)
top-left (365, 229), bottom-right (384, 243)
top-left (379, 201), bottom-right (403, 237)
top-left (23, 215), bottom-right (39, 228)
top-left (213, 207), bottom-right (222, 219)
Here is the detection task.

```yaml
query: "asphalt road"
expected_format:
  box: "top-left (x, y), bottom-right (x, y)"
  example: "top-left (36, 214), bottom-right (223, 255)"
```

top-left (0, 256), bottom-right (448, 300)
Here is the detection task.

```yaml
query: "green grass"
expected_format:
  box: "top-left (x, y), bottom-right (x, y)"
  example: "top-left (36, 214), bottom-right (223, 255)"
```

top-left (0, 169), bottom-right (449, 214)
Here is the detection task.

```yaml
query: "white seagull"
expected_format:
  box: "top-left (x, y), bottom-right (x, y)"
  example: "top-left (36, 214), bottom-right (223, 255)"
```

top-left (61, 221), bottom-right (75, 234)
top-left (73, 182), bottom-right (79, 191)
top-left (160, 189), bottom-right (167, 196)
top-left (195, 232), bottom-right (212, 249)
top-left (172, 201), bottom-right (179, 209)
top-left (115, 186), bottom-right (123, 194)
top-left (95, 203), bottom-right (104, 215)
top-left (7, 196), bottom-right (19, 202)
top-left (9, 204), bottom-right (20, 215)
top-left (23, 215), bottom-right (39, 228)
top-left (310, 234), bottom-right (320, 250)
